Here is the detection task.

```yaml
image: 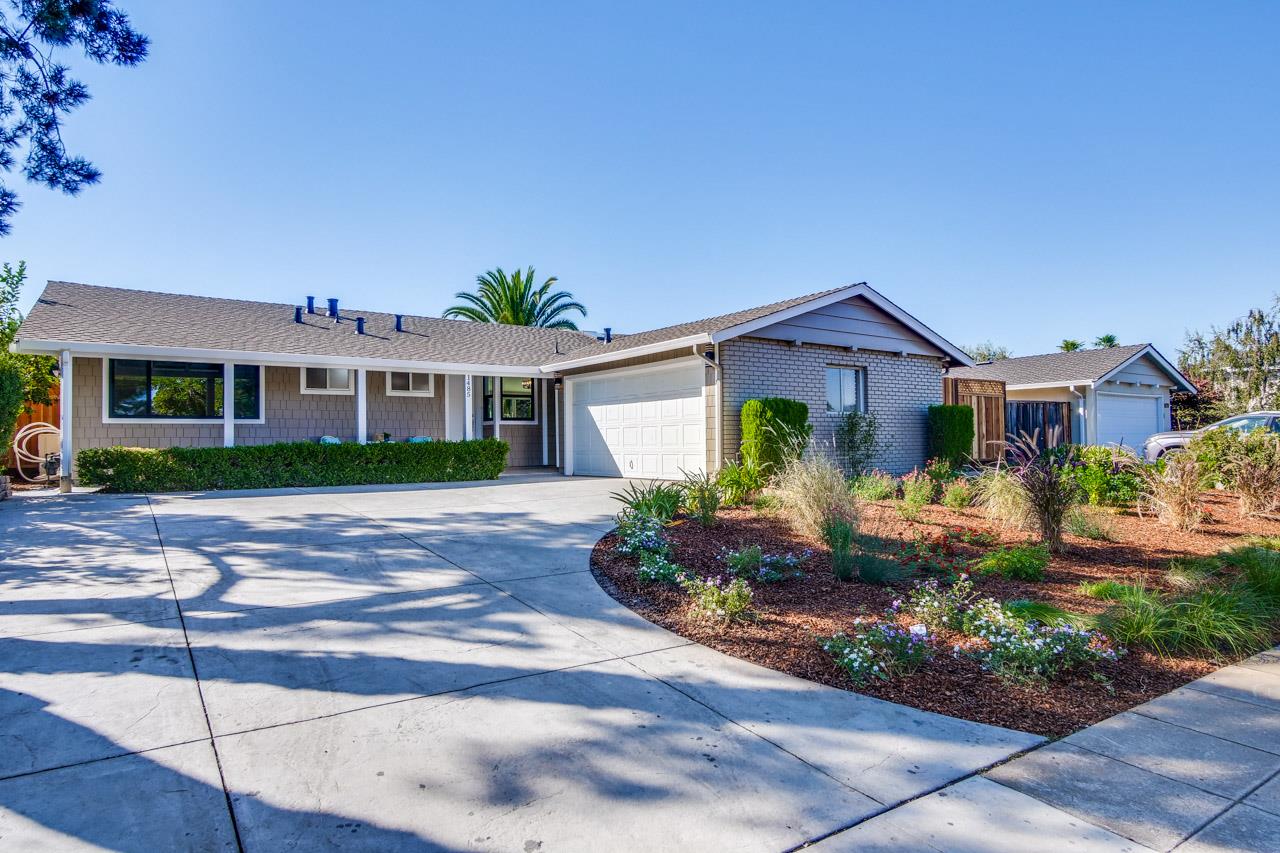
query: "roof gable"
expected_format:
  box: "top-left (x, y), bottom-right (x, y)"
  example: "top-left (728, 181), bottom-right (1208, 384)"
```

top-left (543, 283), bottom-right (973, 369)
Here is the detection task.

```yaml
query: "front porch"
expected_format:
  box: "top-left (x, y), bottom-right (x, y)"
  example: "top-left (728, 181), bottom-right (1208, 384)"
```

top-left (56, 354), bottom-right (563, 486)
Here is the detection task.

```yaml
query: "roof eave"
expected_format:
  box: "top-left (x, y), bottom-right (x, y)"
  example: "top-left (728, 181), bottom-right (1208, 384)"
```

top-left (12, 338), bottom-right (547, 376)
top-left (538, 333), bottom-right (713, 372)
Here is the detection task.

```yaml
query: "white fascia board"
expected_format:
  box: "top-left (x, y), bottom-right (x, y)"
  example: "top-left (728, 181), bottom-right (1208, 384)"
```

top-left (1095, 345), bottom-right (1197, 394)
top-left (707, 282), bottom-right (975, 367)
top-left (12, 338), bottom-right (544, 376)
top-left (561, 355), bottom-right (705, 384)
top-left (538, 333), bottom-right (711, 372)
top-left (1006, 380), bottom-right (1096, 391)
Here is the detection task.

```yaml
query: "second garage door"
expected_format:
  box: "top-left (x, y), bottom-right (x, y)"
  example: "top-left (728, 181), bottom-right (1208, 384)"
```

top-left (1096, 392), bottom-right (1163, 451)
top-left (569, 361), bottom-right (706, 479)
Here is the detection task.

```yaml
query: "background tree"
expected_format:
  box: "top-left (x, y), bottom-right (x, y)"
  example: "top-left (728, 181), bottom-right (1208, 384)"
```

top-left (1059, 339), bottom-right (1083, 352)
top-left (962, 341), bottom-right (1012, 362)
top-left (1093, 334), bottom-right (1119, 348)
top-left (0, 261), bottom-right (56, 405)
top-left (444, 267), bottom-right (587, 330)
top-left (0, 1), bottom-right (149, 236)
top-left (1179, 296), bottom-right (1280, 414)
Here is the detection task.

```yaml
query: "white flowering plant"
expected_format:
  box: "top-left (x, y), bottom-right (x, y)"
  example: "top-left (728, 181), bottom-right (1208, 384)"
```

top-left (956, 606), bottom-right (1119, 685)
top-left (681, 574), bottom-right (755, 625)
top-left (637, 551), bottom-right (685, 585)
top-left (822, 619), bottom-right (933, 685)
top-left (721, 545), bottom-right (811, 583)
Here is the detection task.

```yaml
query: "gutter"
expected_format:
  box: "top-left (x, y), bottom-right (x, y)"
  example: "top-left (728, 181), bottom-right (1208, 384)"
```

top-left (10, 338), bottom-right (546, 377)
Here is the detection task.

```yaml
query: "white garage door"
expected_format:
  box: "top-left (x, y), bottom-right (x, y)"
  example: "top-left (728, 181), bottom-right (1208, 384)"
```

top-left (570, 362), bottom-right (706, 478)
top-left (1097, 393), bottom-right (1163, 451)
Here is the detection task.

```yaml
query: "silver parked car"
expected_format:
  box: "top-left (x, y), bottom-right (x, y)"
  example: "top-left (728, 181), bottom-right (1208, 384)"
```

top-left (1143, 411), bottom-right (1280, 462)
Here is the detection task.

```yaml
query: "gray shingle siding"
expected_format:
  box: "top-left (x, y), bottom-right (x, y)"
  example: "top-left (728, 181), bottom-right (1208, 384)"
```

top-left (70, 359), bottom-right (450, 472)
top-left (719, 338), bottom-right (945, 474)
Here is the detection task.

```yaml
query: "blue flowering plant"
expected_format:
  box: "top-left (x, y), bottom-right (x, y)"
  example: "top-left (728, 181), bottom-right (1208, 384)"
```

top-left (902, 575), bottom-right (976, 632)
top-left (721, 545), bottom-right (812, 583)
top-left (614, 510), bottom-right (669, 557)
top-left (822, 617), bottom-right (934, 685)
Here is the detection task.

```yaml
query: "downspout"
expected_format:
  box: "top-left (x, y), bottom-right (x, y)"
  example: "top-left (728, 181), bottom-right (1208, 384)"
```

top-left (1068, 385), bottom-right (1086, 445)
top-left (696, 343), bottom-right (724, 471)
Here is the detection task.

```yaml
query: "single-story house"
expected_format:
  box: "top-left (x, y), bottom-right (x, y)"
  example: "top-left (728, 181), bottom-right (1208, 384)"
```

top-left (11, 280), bottom-right (974, 483)
top-left (945, 344), bottom-right (1196, 452)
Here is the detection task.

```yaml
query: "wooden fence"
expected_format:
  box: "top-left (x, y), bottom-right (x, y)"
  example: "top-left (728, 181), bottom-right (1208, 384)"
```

top-left (942, 377), bottom-right (1006, 463)
top-left (4, 391), bottom-right (59, 472)
top-left (1005, 400), bottom-right (1072, 450)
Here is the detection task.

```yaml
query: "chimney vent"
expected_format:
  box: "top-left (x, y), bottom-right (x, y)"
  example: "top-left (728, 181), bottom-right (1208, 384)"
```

top-left (395, 314), bottom-right (404, 333)
top-left (306, 296), bottom-right (316, 314)
top-left (294, 306), bottom-right (303, 324)
top-left (604, 327), bottom-right (613, 343)
top-left (356, 317), bottom-right (366, 335)
top-left (327, 298), bottom-right (339, 318)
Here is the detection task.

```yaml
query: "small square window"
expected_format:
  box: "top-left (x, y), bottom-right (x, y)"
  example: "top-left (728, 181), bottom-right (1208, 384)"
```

top-left (825, 367), bottom-right (866, 414)
top-left (302, 367), bottom-right (354, 394)
top-left (386, 371), bottom-right (434, 396)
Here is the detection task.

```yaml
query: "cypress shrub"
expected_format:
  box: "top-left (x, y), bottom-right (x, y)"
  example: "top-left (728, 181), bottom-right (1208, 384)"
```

top-left (740, 397), bottom-right (811, 475)
top-left (0, 358), bottom-right (23, 453)
top-left (76, 438), bottom-right (509, 493)
top-left (927, 404), bottom-right (975, 468)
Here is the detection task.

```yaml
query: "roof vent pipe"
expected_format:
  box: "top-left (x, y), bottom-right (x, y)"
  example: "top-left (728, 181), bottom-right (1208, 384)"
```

top-left (395, 314), bottom-right (404, 333)
top-left (327, 298), bottom-right (339, 318)
top-left (604, 327), bottom-right (612, 343)
top-left (306, 296), bottom-right (316, 314)
top-left (294, 306), bottom-right (303, 323)
top-left (356, 317), bottom-right (366, 335)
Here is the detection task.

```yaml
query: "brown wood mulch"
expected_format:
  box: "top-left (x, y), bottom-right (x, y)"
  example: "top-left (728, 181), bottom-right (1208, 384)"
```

top-left (591, 491), bottom-right (1280, 738)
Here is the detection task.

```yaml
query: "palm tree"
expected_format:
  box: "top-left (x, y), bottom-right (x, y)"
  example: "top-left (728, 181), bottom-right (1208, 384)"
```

top-left (1059, 339), bottom-right (1083, 352)
top-left (443, 267), bottom-right (587, 330)
top-left (1093, 334), bottom-right (1119, 348)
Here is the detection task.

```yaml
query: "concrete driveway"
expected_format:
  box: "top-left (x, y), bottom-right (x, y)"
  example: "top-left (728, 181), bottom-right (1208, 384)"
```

top-left (0, 474), bottom-right (1042, 852)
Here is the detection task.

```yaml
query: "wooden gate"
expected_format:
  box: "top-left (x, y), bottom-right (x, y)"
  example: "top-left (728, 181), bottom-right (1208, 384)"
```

top-left (942, 377), bottom-right (1006, 463)
top-left (4, 391), bottom-right (59, 472)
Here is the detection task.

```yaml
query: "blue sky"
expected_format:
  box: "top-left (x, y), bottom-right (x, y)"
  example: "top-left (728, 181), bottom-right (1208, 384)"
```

top-left (7, 1), bottom-right (1278, 360)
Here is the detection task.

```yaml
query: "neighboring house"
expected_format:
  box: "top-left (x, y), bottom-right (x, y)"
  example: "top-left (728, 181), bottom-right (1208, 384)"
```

top-left (946, 344), bottom-right (1196, 452)
top-left (11, 281), bottom-right (972, 482)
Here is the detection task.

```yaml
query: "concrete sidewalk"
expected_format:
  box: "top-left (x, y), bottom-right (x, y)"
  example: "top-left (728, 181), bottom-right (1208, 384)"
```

top-left (812, 649), bottom-right (1280, 852)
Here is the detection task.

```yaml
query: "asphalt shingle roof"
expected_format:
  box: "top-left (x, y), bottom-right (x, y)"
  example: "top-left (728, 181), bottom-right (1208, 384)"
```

top-left (543, 285), bottom-right (853, 362)
top-left (17, 282), bottom-right (601, 369)
top-left (17, 281), bottom-right (871, 370)
top-left (946, 344), bottom-right (1154, 386)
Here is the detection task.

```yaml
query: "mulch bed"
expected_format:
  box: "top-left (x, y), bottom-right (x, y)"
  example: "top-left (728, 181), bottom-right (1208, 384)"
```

top-left (591, 491), bottom-right (1280, 738)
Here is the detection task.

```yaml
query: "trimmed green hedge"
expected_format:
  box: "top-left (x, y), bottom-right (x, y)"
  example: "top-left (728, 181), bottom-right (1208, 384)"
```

top-left (76, 439), bottom-right (509, 493)
top-left (741, 397), bottom-right (811, 475)
top-left (927, 404), bottom-right (975, 468)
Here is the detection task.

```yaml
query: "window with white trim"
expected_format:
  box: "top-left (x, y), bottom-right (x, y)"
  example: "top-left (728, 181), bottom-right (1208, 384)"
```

top-left (386, 371), bottom-right (434, 396)
top-left (107, 359), bottom-right (261, 420)
top-left (825, 366), bottom-right (866, 414)
top-left (483, 376), bottom-right (536, 422)
top-left (301, 367), bottom-right (354, 394)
